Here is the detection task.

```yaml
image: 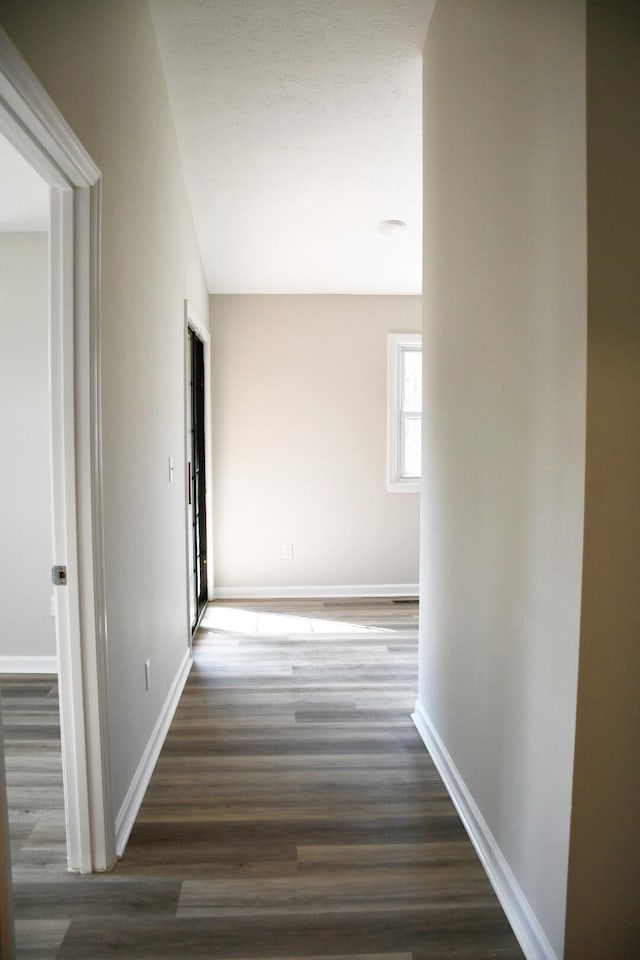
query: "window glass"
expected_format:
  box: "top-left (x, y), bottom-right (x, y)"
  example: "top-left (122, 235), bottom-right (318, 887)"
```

top-left (402, 416), bottom-right (421, 478)
top-left (388, 333), bottom-right (422, 492)
top-left (403, 349), bottom-right (422, 413)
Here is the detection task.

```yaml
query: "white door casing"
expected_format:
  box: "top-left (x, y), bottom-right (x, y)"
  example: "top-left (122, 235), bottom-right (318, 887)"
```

top-left (0, 27), bottom-right (114, 873)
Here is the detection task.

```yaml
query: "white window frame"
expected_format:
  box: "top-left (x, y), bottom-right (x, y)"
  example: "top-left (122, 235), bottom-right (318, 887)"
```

top-left (387, 333), bottom-right (422, 493)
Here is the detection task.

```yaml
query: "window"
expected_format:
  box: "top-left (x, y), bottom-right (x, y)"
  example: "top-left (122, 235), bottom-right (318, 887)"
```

top-left (387, 333), bottom-right (422, 492)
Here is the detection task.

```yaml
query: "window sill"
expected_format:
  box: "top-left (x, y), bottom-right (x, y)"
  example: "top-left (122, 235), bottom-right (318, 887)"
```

top-left (387, 480), bottom-right (421, 494)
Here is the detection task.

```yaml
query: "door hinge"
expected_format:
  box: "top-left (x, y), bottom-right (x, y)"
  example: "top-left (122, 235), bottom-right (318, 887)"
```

top-left (52, 565), bottom-right (68, 586)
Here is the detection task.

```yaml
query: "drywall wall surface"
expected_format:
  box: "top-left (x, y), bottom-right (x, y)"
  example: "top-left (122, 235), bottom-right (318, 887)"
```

top-left (564, 3), bottom-right (640, 956)
top-left (0, 233), bottom-right (55, 659)
top-left (418, 1), bottom-right (586, 955)
top-left (0, 1), bottom-right (209, 813)
top-left (211, 294), bottom-right (421, 590)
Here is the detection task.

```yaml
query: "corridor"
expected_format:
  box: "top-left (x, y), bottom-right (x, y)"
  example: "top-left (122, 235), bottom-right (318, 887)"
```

top-left (8, 599), bottom-right (523, 958)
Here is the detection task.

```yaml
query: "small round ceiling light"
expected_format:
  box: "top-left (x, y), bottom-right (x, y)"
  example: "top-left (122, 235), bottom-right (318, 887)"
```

top-left (378, 219), bottom-right (407, 236)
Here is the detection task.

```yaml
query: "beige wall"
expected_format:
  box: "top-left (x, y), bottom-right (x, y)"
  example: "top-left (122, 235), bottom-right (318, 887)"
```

top-left (564, 2), bottom-right (640, 956)
top-left (418, 1), bottom-right (586, 956)
top-left (211, 295), bottom-right (421, 592)
top-left (0, 233), bottom-right (55, 661)
top-left (1, 1), bottom-right (209, 813)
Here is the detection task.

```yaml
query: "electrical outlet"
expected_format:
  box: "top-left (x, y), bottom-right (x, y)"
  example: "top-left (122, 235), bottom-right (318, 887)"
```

top-left (282, 544), bottom-right (294, 560)
top-left (145, 658), bottom-right (151, 691)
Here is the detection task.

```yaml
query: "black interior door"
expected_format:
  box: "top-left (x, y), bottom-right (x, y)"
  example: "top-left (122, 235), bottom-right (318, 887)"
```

top-left (189, 330), bottom-right (208, 631)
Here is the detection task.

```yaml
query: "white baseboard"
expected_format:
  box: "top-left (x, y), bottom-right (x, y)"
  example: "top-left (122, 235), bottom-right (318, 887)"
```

top-left (0, 656), bottom-right (57, 674)
top-left (214, 583), bottom-right (419, 600)
top-left (115, 649), bottom-right (192, 857)
top-left (412, 701), bottom-right (558, 960)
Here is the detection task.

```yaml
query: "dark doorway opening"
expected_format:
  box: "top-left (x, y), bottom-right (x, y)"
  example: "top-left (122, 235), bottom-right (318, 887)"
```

top-left (187, 329), bottom-right (208, 632)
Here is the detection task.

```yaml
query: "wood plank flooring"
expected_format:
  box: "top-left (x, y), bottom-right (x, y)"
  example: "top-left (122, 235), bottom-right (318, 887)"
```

top-left (1, 675), bottom-right (70, 957)
top-left (2, 599), bottom-right (524, 959)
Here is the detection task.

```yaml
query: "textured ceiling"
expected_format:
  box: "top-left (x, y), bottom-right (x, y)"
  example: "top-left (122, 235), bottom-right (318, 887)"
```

top-left (150, 0), bottom-right (434, 294)
top-left (0, 133), bottom-right (49, 232)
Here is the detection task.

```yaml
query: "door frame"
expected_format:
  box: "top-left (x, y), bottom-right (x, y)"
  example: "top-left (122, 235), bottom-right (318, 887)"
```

top-left (0, 28), bottom-right (115, 872)
top-left (184, 300), bottom-right (214, 643)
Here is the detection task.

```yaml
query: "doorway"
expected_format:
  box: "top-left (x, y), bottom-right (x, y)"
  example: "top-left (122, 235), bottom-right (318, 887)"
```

top-left (188, 328), bottom-right (208, 630)
top-left (0, 25), bottom-right (114, 886)
top-left (185, 302), bottom-right (213, 634)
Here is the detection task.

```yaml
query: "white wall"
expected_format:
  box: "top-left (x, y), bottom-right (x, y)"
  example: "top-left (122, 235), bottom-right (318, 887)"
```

top-left (211, 294), bottom-right (421, 593)
top-left (0, 232), bottom-right (55, 661)
top-left (1, 1), bottom-right (209, 814)
top-left (416, 2), bottom-right (586, 957)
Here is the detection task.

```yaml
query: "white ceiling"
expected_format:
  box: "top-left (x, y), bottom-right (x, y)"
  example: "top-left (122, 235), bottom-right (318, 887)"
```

top-left (0, 133), bottom-right (49, 232)
top-left (150, 0), bottom-right (434, 294)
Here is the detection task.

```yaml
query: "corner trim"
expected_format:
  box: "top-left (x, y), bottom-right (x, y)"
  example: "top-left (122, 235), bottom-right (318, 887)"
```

top-left (412, 701), bottom-right (559, 960)
top-left (214, 584), bottom-right (419, 600)
top-left (0, 27), bottom-right (100, 186)
top-left (0, 657), bottom-right (58, 675)
top-left (115, 650), bottom-right (192, 857)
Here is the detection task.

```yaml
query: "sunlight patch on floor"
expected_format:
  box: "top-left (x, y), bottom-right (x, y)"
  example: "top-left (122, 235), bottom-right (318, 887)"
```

top-left (200, 606), bottom-right (389, 635)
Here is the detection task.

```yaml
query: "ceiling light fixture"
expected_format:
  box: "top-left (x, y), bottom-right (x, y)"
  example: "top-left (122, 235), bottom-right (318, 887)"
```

top-left (378, 219), bottom-right (407, 236)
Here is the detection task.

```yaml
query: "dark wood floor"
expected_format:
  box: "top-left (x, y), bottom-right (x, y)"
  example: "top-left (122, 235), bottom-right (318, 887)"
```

top-left (3, 599), bottom-right (524, 959)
